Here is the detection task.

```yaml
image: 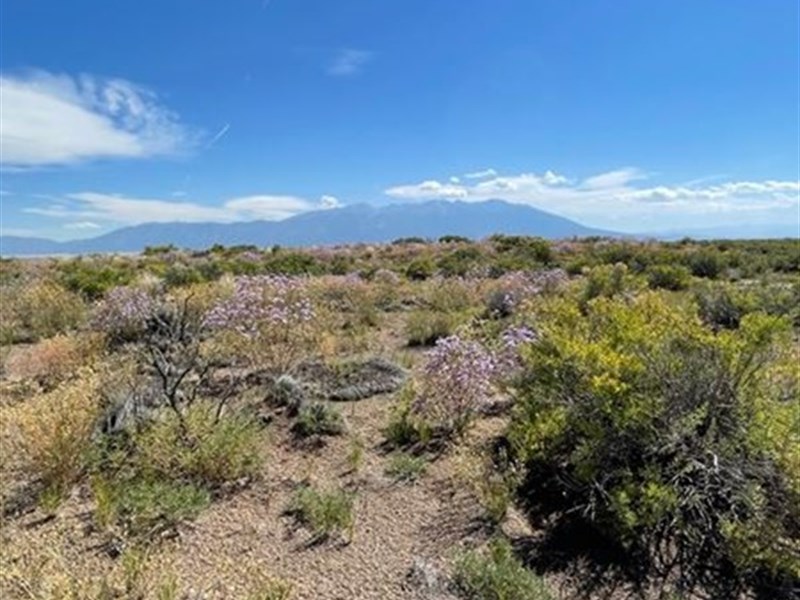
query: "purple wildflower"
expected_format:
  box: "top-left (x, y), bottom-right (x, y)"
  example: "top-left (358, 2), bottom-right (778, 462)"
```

top-left (202, 275), bottom-right (316, 339)
top-left (413, 335), bottom-right (497, 435)
top-left (91, 286), bottom-right (156, 340)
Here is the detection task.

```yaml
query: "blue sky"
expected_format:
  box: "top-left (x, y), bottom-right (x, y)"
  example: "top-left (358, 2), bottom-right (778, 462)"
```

top-left (1, 0), bottom-right (798, 239)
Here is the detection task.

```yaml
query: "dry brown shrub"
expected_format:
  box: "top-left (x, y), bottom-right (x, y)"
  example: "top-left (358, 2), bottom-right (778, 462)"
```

top-left (17, 280), bottom-right (87, 340)
top-left (4, 333), bottom-right (105, 389)
top-left (1, 370), bottom-right (101, 508)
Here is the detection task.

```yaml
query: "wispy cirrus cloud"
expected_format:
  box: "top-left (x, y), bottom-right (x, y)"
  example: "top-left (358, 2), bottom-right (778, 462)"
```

top-left (22, 192), bottom-right (341, 226)
top-left (0, 71), bottom-right (197, 168)
top-left (206, 123), bottom-right (230, 148)
top-left (385, 168), bottom-right (800, 231)
top-left (327, 49), bottom-right (372, 76)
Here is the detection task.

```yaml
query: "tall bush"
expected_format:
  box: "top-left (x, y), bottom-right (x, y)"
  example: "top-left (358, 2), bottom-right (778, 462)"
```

top-left (509, 293), bottom-right (799, 596)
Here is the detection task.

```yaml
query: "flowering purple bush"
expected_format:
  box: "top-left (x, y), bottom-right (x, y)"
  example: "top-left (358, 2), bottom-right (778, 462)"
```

top-left (412, 335), bottom-right (497, 436)
top-left (493, 325), bottom-right (538, 383)
top-left (203, 275), bottom-right (317, 371)
top-left (203, 275), bottom-right (315, 337)
top-left (488, 269), bottom-right (569, 317)
top-left (91, 286), bottom-right (157, 341)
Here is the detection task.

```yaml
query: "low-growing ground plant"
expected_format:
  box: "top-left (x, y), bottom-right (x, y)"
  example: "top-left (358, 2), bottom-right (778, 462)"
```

top-left (92, 475), bottom-right (210, 540)
top-left (383, 388), bottom-right (431, 448)
top-left (293, 402), bottom-right (345, 438)
top-left (479, 475), bottom-right (513, 526)
top-left (87, 400), bottom-right (264, 541)
top-left (245, 576), bottom-right (293, 600)
top-left (453, 538), bottom-right (553, 600)
top-left (287, 485), bottom-right (355, 543)
top-left (406, 310), bottom-right (460, 347)
top-left (345, 435), bottom-right (366, 473)
top-left (135, 402), bottom-right (265, 487)
top-left (385, 453), bottom-right (428, 483)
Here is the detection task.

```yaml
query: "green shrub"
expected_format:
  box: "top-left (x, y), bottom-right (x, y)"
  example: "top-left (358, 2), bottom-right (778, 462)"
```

top-left (287, 485), bottom-right (355, 542)
top-left (384, 453), bottom-right (427, 482)
top-left (687, 250), bottom-right (724, 279)
top-left (405, 257), bottom-right (435, 281)
top-left (439, 235), bottom-right (472, 244)
top-left (480, 475), bottom-right (513, 525)
top-left (293, 402), bottom-right (345, 437)
top-left (60, 260), bottom-right (135, 300)
top-left (490, 235), bottom-right (553, 266)
top-left (454, 538), bottom-right (553, 600)
top-left (162, 263), bottom-right (204, 288)
top-left (264, 251), bottom-right (322, 276)
top-left (143, 244), bottom-right (178, 256)
top-left (93, 476), bottom-right (210, 539)
top-left (135, 403), bottom-right (266, 488)
top-left (581, 263), bottom-right (630, 304)
top-left (424, 279), bottom-right (480, 313)
top-left (509, 292), bottom-right (800, 595)
top-left (646, 264), bottom-right (691, 290)
top-left (695, 285), bottom-right (744, 330)
top-left (437, 247), bottom-right (485, 277)
top-left (406, 310), bottom-right (458, 346)
top-left (383, 393), bottom-right (430, 448)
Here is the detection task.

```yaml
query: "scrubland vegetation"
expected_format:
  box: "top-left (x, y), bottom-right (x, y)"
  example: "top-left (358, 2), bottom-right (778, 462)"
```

top-left (0, 236), bottom-right (798, 599)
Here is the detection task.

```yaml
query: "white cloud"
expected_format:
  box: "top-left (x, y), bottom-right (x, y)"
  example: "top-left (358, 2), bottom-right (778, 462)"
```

top-left (463, 168), bottom-right (497, 180)
top-left (22, 192), bottom-right (341, 226)
top-left (226, 195), bottom-right (338, 220)
top-left (0, 71), bottom-right (195, 167)
top-left (384, 179), bottom-right (468, 200)
top-left (64, 221), bottom-right (101, 230)
top-left (61, 193), bottom-right (234, 223)
top-left (327, 49), bottom-right (372, 76)
top-left (384, 168), bottom-right (800, 231)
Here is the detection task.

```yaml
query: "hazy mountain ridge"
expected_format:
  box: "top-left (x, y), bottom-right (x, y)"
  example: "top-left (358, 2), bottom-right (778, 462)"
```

top-left (0, 200), bottom-right (612, 256)
top-left (2, 200), bottom-right (795, 257)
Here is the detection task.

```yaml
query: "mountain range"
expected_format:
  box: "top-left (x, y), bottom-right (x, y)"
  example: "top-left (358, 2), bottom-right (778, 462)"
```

top-left (0, 200), bottom-right (613, 256)
top-left (1, 200), bottom-right (796, 257)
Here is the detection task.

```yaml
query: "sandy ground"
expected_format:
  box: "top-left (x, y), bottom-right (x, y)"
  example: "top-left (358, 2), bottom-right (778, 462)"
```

top-left (0, 383), bottom-right (504, 599)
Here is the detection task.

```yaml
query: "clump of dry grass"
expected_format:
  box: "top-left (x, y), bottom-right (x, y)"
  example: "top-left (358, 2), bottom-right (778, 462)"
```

top-left (4, 333), bottom-right (105, 390)
top-left (1, 370), bottom-right (101, 510)
top-left (6, 280), bottom-right (87, 342)
top-left (0, 532), bottom-right (181, 600)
